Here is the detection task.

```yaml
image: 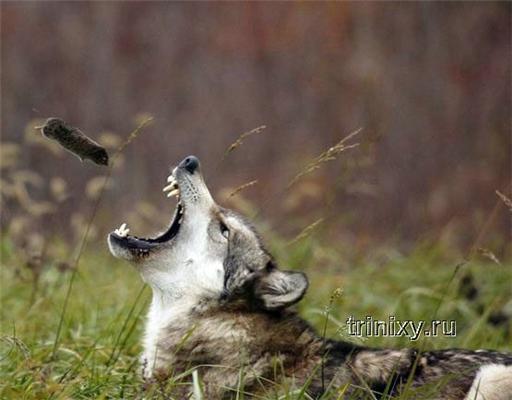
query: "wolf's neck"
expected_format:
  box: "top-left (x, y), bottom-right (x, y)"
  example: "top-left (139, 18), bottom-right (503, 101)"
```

top-left (141, 289), bottom-right (198, 376)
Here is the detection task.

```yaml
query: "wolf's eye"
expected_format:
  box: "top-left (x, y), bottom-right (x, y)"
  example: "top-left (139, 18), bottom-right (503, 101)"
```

top-left (220, 222), bottom-right (230, 239)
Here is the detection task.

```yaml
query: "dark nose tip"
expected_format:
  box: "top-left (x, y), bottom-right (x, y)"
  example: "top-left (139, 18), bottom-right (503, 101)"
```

top-left (179, 155), bottom-right (200, 174)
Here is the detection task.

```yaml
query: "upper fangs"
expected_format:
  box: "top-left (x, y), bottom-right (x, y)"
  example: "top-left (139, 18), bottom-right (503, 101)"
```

top-left (163, 173), bottom-right (180, 198)
top-left (166, 189), bottom-right (180, 198)
top-left (163, 183), bottom-right (178, 192)
top-left (113, 169), bottom-right (184, 243)
top-left (112, 173), bottom-right (184, 244)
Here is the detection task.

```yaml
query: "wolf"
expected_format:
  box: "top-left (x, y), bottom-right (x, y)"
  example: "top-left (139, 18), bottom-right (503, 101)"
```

top-left (108, 156), bottom-right (512, 399)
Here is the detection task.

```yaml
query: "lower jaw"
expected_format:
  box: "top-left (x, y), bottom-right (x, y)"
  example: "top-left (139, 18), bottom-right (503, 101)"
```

top-left (109, 232), bottom-right (159, 250)
top-left (109, 198), bottom-right (185, 265)
top-left (108, 234), bottom-right (157, 262)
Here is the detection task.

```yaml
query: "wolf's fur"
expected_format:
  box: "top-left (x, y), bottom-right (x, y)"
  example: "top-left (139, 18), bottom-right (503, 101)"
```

top-left (108, 156), bottom-right (512, 399)
top-left (464, 365), bottom-right (512, 400)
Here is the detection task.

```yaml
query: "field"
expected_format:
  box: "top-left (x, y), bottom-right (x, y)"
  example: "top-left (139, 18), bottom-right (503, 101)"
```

top-left (0, 116), bottom-right (507, 399)
top-left (1, 231), bottom-right (510, 399)
top-left (2, 2), bottom-right (511, 398)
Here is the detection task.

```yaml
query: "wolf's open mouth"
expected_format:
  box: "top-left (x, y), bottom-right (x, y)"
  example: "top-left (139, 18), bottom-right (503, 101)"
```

top-left (109, 172), bottom-right (184, 250)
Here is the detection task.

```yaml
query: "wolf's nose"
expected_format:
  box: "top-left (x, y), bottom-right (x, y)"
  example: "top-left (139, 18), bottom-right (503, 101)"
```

top-left (179, 155), bottom-right (200, 174)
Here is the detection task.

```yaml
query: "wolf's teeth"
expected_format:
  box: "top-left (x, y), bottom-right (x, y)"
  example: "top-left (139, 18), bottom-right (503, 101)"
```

top-left (167, 175), bottom-right (176, 183)
top-left (162, 183), bottom-right (178, 192)
top-left (167, 189), bottom-right (180, 198)
top-left (115, 223), bottom-right (129, 237)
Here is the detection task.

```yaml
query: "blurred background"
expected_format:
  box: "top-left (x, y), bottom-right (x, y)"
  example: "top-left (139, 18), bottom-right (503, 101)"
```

top-left (1, 2), bottom-right (511, 258)
top-left (2, 5), bottom-right (512, 396)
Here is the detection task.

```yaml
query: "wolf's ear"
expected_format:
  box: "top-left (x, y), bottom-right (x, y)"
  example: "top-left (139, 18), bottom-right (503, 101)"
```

top-left (254, 269), bottom-right (308, 311)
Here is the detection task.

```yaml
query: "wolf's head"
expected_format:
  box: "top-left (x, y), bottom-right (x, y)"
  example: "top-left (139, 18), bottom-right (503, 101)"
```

top-left (108, 156), bottom-right (307, 311)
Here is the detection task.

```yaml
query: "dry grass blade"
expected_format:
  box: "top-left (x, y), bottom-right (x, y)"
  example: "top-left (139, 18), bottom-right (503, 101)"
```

top-left (1, 335), bottom-right (31, 359)
top-left (229, 180), bottom-right (258, 198)
top-left (477, 248), bottom-right (501, 265)
top-left (118, 116), bottom-right (154, 154)
top-left (287, 218), bottom-right (324, 246)
top-left (495, 190), bottom-right (512, 212)
top-left (223, 125), bottom-right (266, 158)
top-left (192, 370), bottom-right (204, 400)
top-left (287, 128), bottom-right (362, 189)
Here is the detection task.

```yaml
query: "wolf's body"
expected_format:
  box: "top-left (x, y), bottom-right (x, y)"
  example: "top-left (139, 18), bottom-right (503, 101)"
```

top-left (108, 156), bottom-right (512, 399)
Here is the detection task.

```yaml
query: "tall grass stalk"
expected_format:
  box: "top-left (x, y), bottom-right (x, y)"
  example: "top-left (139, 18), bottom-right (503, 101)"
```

top-left (495, 189), bottom-right (512, 212)
top-left (287, 218), bottom-right (324, 246)
top-left (320, 288), bottom-right (343, 394)
top-left (106, 283), bottom-right (147, 368)
top-left (50, 117), bottom-right (153, 361)
top-left (287, 128), bottom-right (361, 189)
top-left (229, 180), bottom-right (258, 198)
top-left (192, 369), bottom-right (204, 400)
top-left (251, 128), bottom-right (361, 221)
top-left (223, 126), bottom-right (267, 160)
top-left (400, 189), bottom-right (508, 398)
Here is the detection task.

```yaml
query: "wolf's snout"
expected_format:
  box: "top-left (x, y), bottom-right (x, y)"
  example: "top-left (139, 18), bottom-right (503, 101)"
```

top-left (109, 154), bottom-right (211, 263)
top-left (178, 155), bottom-right (200, 174)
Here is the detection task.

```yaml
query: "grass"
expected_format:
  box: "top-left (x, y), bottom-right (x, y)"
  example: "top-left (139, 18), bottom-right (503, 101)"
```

top-left (0, 234), bottom-right (510, 399)
top-left (1, 123), bottom-right (510, 398)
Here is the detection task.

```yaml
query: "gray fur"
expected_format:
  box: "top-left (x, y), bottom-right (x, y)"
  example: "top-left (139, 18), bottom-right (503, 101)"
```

top-left (108, 156), bottom-right (512, 399)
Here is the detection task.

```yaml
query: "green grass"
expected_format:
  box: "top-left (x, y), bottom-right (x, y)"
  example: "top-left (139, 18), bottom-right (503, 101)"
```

top-left (1, 236), bottom-right (510, 399)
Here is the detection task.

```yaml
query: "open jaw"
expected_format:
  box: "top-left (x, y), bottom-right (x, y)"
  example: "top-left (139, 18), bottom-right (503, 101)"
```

top-left (108, 173), bottom-right (184, 257)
